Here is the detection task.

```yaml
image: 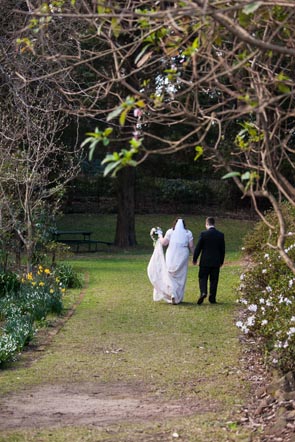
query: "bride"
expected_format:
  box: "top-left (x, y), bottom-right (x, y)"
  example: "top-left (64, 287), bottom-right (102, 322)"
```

top-left (147, 218), bottom-right (194, 304)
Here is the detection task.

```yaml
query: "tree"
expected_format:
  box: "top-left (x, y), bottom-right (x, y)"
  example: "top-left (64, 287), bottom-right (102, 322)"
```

top-left (14, 0), bottom-right (295, 269)
top-left (0, 2), bottom-right (83, 270)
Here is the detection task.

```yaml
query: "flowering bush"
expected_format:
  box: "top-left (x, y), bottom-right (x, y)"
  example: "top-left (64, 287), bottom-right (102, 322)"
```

top-left (236, 204), bottom-right (295, 373)
top-left (0, 265), bottom-right (66, 365)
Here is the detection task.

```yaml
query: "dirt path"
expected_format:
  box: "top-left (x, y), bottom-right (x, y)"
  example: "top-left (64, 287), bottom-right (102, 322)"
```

top-left (0, 382), bottom-right (217, 431)
top-left (0, 260), bottom-right (254, 441)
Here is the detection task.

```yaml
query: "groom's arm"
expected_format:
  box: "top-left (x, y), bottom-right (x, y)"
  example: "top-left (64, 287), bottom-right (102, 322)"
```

top-left (192, 234), bottom-right (203, 264)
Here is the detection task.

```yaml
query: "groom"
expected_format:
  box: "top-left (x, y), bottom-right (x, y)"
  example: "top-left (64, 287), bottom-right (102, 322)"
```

top-left (192, 217), bottom-right (225, 304)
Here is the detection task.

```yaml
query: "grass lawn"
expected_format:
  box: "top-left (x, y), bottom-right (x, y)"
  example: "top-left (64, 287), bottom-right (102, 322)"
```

top-left (55, 213), bottom-right (253, 261)
top-left (0, 214), bottom-right (255, 442)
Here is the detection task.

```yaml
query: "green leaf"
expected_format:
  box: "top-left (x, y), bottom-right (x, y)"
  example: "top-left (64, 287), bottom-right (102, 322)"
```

top-left (194, 145), bottom-right (203, 161)
top-left (81, 136), bottom-right (99, 148)
top-left (103, 161), bottom-right (122, 177)
top-left (241, 171), bottom-right (251, 181)
top-left (129, 138), bottom-right (141, 149)
top-left (136, 100), bottom-right (145, 108)
top-left (103, 127), bottom-right (113, 137)
top-left (119, 109), bottom-right (128, 126)
top-left (222, 172), bottom-right (241, 180)
top-left (111, 18), bottom-right (121, 38)
top-left (134, 45), bottom-right (151, 65)
top-left (277, 83), bottom-right (291, 94)
top-left (126, 160), bottom-right (137, 167)
top-left (243, 2), bottom-right (262, 15)
top-left (192, 36), bottom-right (199, 50)
top-left (107, 106), bottom-right (123, 122)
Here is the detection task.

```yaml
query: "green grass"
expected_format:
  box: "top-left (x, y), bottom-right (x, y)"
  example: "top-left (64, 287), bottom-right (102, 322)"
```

top-left (56, 213), bottom-right (254, 261)
top-left (0, 214), bottom-right (254, 441)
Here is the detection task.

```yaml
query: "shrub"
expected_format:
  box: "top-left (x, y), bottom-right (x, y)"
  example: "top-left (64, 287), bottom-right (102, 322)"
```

top-left (236, 203), bottom-right (295, 373)
top-left (52, 263), bottom-right (83, 289)
top-left (0, 271), bottom-right (20, 298)
top-left (0, 265), bottom-right (66, 365)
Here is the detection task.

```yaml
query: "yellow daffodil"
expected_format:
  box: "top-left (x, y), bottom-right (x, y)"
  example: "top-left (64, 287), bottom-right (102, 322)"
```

top-left (39, 282), bottom-right (45, 287)
top-left (44, 268), bottom-right (50, 274)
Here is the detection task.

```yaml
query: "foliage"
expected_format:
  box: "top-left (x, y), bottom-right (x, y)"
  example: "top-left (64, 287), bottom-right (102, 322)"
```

top-left (41, 241), bottom-right (73, 267)
top-left (0, 265), bottom-right (66, 365)
top-left (0, 271), bottom-right (20, 299)
top-left (10, 0), bottom-right (295, 256)
top-left (236, 204), bottom-right (295, 373)
top-left (52, 263), bottom-right (83, 289)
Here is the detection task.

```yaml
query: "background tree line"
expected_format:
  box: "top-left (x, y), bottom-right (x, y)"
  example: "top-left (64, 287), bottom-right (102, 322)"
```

top-left (1, 1), bottom-right (295, 271)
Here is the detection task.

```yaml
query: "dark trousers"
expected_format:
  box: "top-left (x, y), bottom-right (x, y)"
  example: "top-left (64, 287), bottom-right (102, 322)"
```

top-left (198, 266), bottom-right (220, 299)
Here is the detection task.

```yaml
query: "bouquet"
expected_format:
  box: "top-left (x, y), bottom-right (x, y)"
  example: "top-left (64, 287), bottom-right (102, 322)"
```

top-left (150, 226), bottom-right (163, 245)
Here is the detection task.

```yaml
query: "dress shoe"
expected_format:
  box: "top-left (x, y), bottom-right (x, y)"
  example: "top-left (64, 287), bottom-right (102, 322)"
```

top-left (209, 295), bottom-right (216, 304)
top-left (197, 293), bottom-right (207, 305)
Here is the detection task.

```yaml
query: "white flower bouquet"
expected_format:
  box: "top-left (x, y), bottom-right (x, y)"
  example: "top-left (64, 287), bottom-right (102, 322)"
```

top-left (150, 226), bottom-right (163, 244)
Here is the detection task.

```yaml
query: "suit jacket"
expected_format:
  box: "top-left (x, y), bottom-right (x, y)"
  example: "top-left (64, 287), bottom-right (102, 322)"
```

top-left (193, 227), bottom-right (225, 267)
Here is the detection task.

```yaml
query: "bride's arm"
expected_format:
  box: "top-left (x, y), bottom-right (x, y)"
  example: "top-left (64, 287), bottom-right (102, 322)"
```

top-left (158, 230), bottom-right (169, 246)
top-left (159, 234), bottom-right (169, 246)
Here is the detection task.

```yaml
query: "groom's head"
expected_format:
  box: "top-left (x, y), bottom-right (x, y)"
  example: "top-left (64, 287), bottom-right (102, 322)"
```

top-left (206, 217), bottom-right (215, 229)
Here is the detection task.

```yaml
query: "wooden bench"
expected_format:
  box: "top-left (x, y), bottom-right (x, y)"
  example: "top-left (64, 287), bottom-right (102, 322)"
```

top-left (53, 230), bottom-right (113, 252)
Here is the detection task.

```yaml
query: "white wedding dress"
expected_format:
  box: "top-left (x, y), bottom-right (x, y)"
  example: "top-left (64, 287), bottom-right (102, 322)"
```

top-left (147, 220), bottom-right (193, 304)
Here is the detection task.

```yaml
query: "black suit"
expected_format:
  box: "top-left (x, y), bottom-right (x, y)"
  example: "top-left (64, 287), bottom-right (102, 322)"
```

top-left (193, 227), bottom-right (225, 302)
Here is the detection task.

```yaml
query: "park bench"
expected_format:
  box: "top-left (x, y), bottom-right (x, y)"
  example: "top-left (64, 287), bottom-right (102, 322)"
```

top-left (52, 230), bottom-right (113, 252)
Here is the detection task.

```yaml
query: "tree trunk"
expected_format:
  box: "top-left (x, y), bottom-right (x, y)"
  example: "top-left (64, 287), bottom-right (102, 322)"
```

top-left (114, 167), bottom-right (137, 247)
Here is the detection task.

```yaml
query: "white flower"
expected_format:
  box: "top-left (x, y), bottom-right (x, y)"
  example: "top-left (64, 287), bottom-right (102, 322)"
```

top-left (261, 319), bottom-right (268, 326)
top-left (262, 269), bottom-right (267, 274)
top-left (240, 273), bottom-right (245, 281)
top-left (280, 297), bottom-right (292, 305)
top-left (264, 253), bottom-right (269, 259)
top-left (247, 315), bottom-right (255, 326)
top-left (291, 316), bottom-right (295, 322)
top-left (240, 298), bottom-right (248, 305)
top-left (272, 358), bottom-right (278, 364)
top-left (266, 286), bottom-right (272, 293)
top-left (289, 279), bottom-right (294, 288)
top-left (248, 304), bottom-right (257, 312)
top-left (236, 321), bottom-right (243, 328)
top-left (287, 327), bottom-right (295, 336)
top-left (259, 298), bottom-right (265, 304)
top-left (285, 243), bottom-right (295, 253)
